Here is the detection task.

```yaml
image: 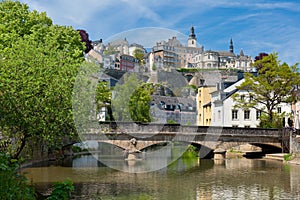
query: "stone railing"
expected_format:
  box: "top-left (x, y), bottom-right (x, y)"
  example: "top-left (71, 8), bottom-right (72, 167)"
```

top-left (89, 121), bottom-right (280, 137)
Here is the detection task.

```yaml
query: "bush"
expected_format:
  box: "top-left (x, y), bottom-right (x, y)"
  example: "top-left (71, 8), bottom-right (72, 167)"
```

top-left (0, 153), bottom-right (36, 200)
top-left (47, 178), bottom-right (74, 200)
top-left (284, 153), bottom-right (293, 161)
top-left (259, 112), bottom-right (284, 128)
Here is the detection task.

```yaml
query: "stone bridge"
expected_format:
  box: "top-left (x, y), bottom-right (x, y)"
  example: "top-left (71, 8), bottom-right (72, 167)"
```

top-left (75, 122), bottom-right (289, 158)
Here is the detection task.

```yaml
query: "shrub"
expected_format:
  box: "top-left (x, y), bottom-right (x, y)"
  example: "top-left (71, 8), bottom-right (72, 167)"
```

top-left (0, 153), bottom-right (36, 200)
top-left (47, 178), bottom-right (74, 200)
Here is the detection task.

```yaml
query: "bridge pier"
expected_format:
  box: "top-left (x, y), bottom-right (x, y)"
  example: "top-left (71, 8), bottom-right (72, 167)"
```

top-left (213, 148), bottom-right (226, 160)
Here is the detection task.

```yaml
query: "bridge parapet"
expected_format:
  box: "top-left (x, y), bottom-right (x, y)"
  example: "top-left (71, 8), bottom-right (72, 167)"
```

top-left (74, 122), bottom-right (286, 154)
top-left (86, 122), bottom-right (280, 137)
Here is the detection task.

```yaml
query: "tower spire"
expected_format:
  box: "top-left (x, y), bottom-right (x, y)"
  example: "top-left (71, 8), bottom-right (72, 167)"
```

top-left (188, 26), bottom-right (197, 47)
top-left (189, 26), bottom-right (196, 39)
top-left (229, 38), bottom-right (234, 53)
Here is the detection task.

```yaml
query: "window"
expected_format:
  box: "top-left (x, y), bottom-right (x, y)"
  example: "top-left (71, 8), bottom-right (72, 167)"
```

top-left (232, 110), bottom-right (238, 120)
top-left (244, 110), bottom-right (250, 120)
top-left (277, 107), bottom-right (282, 113)
top-left (256, 110), bottom-right (261, 120)
top-left (245, 125), bottom-right (250, 128)
top-left (250, 95), bottom-right (254, 101)
top-left (240, 95), bottom-right (245, 101)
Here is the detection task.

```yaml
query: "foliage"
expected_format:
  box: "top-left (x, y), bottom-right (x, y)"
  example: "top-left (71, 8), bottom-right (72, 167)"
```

top-left (103, 47), bottom-right (119, 55)
top-left (176, 68), bottom-right (199, 73)
top-left (259, 112), bottom-right (284, 128)
top-left (47, 178), bottom-right (74, 200)
top-left (151, 63), bottom-right (157, 71)
top-left (77, 29), bottom-right (93, 53)
top-left (167, 119), bottom-right (178, 124)
top-left (283, 153), bottom-right (293, 161)
top-left (133, 49), bottom-right (145, 66)
top-left (129, 83), bottom-right (154, 123)
top-left (0, 1), bottom-right (85, 158)
top-left (72, 61), bottom-right (101, 134)
top-left (111, 73), bottom-right (142, 121)
top-left (96, 80), bottom-right (114, 121)
top-left (0, 153), bottom-right (36, 200)
top-left (233, 52), bottom-right (300, 125)
top-left (254, 52), bottom-right (269, 62)
top-left (176, 68), bottom-right (237, 73)
top-left (182, 145), bottom-right (198, 158)
top-left (71, 145), bottom-right (88, 153)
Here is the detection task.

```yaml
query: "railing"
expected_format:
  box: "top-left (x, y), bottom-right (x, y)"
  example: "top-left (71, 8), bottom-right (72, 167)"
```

top-left (90, 121), bottom-right (281, 137)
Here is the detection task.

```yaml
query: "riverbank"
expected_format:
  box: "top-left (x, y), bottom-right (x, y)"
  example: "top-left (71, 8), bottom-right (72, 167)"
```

top-left (288, 157), bottom-right (300, 165)
top-left (264, 153), bottom-right (300, 165)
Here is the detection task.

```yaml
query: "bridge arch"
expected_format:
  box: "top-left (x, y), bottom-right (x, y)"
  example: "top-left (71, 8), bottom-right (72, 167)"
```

top-left (249, 143), bottom-right (282, 154)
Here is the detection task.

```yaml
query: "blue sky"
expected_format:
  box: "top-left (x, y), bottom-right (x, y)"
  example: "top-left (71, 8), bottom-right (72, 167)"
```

top-left (20, 0), bottom-right (300, 65)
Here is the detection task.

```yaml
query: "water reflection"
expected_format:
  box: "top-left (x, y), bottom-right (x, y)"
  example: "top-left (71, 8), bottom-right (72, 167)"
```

top-left (22, 155), bottom-right (300, 200)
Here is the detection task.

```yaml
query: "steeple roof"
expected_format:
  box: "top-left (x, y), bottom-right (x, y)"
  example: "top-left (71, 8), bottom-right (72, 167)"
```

top-left (189, 26), bottom-right (196, 39)
top-left (229, 38), bottom-right (234, 53)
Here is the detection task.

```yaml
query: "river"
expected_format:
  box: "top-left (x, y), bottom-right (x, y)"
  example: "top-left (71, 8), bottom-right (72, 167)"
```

top-left (22, 154), bottom-right (300, 200)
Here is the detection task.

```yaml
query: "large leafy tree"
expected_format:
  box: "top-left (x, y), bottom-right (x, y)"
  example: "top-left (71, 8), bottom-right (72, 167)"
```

top-left (95, 74), bottom-right (155, 123)
top-left (233, 52), bottom-right (300, 125)
top-left (129, 83), bottom-right (154, 123)
top-left (0, 1), bottom-right (85, 158)
top-left (111, 73), bottom-right (142, 121)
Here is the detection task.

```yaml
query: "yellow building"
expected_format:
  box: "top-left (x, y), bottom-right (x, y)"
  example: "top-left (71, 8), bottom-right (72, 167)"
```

top-left (197, 86), bottom-right (216, 126)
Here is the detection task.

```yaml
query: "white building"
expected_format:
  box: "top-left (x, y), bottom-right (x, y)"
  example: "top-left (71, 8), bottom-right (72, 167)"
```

top-left (191, 39), bottom-right (253, 71)
top-left (211, 78), bottom-right (291, 127)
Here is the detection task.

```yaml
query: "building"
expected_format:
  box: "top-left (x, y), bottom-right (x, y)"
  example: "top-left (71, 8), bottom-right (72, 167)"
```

top-left (117, 54), bottom-right (139, 72)
top-left (152, 44), bottom-right (179, 69)
top-left (146, 52), bottom-right (164, 72)
top-left (150, 95), bottom-right (197, 125)
top-left (291, 90), bottom-right (300, 130)
top-left (151, 27), bottom-right (204, 69)
top-left (191, 39), bottom-right (253, 71)
top-left (210, 78), bottom-right (291, 127)
top-left (197, 86), bottom-right (216, 126)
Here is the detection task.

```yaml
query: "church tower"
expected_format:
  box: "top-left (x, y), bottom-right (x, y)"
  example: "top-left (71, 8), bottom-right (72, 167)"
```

top-left (229, 38), bottom-right (234, 53)
top-left (188, 26), bottom-right (197, 47)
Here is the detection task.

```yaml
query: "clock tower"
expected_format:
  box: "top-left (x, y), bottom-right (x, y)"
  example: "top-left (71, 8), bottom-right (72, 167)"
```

top-left (188, 26), bottom-right (197, 47)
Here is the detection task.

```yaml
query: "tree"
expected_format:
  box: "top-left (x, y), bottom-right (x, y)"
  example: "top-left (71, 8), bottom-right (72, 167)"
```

top-left (254, 52), bottom-right (269, 71)
top-left (111, 73), bottom-right (142, 121)
top-left (133, 49), bottom-right (145, 66)
top-left (95, 81), bottom-right (114, 121)
top-left (233, 52), bottom-right (300, 126)
top-left (0, 1), bottom-right (85, 158)
top-left (129, 83), bottom-right (154, 123)
top-left (78, 29), bottom-right (93, 53)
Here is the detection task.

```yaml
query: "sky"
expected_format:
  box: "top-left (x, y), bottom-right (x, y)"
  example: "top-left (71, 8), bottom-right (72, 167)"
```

top-left (20, 0), bottom-right (300, 65)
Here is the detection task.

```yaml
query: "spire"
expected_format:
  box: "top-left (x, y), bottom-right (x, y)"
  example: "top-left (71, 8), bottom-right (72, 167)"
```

top-left (229, 38), bottom-right (234, 53)
top-left (240, 49), bottom-right (244, 56)
top-left (189, 26), bottom-right (196, 39)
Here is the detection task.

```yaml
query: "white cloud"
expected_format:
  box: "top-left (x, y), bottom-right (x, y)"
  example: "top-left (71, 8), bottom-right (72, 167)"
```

top-left (21, 0), bottom-right (114, 26)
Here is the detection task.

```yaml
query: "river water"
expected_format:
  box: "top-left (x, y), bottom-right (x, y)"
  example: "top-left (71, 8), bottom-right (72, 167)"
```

top-left (22, 154), bottom-right (300, 200)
